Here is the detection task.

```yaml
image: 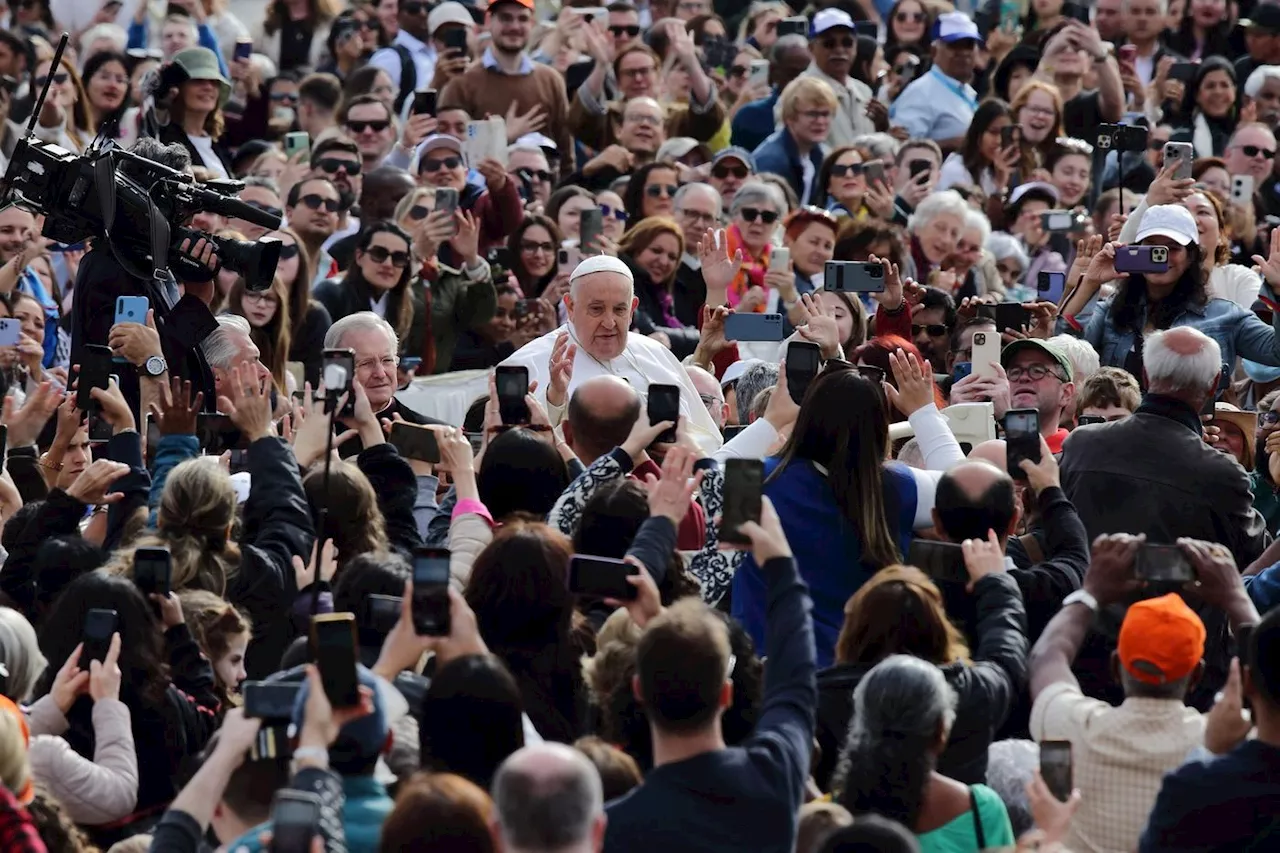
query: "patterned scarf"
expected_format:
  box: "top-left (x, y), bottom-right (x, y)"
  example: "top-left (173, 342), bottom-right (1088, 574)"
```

top-left (725, 223), bottom-right (770, 311)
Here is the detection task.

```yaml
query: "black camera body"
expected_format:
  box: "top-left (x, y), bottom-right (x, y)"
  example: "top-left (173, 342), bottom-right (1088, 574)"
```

top-left (1095, 123), bottom-right (1149, 153)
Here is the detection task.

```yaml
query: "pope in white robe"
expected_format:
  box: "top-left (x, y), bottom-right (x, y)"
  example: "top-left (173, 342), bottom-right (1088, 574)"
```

top-left (500, 255), bottom-right (724, 454)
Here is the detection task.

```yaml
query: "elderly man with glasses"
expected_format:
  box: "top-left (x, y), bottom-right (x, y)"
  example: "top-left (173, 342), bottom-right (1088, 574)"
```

top-left (1223, 122), bottom-right (1280, 217)
top-left (672, 182), bottom-right (722, 327)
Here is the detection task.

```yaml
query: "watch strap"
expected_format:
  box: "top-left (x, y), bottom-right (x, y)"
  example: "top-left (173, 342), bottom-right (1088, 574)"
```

top-left (1063, 588), bottom-right (1099, 613)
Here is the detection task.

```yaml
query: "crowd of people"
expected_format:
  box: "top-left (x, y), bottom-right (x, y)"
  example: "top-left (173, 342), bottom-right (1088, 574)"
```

top-left (0, 0), bottom-right (1278, 850)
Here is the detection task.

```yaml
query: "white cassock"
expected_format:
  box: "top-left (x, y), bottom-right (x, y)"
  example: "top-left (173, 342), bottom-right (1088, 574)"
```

top-left (500, 323), bottom-right (724, 455)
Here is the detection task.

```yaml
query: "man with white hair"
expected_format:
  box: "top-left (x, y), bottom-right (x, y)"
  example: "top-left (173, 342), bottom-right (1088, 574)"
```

top-left (672, 182), bottom-right (721, 327)
top-left (508, 143), bottom-right (553, 207)
top-left (500, 256), bottom-right (723, 453)
top-left (491, 743), bottom-right (606, 853)
top-left (1244, 65), bottom-right (1280, 126)
top-left (1060, 326), bottom-right (1267, 568)
top-left (200, 315), bottom-right (273, 399)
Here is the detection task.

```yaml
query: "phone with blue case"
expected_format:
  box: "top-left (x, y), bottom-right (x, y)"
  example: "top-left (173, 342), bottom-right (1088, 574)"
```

top-left (114, 296), bottom-right (149, 362)
top-left (0, 319), bottom-right (20, 347)
top-left (723, 313), bottom-right (784, 342)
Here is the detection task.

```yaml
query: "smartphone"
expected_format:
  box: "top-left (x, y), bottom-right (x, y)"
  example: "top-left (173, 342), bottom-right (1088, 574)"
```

top-left (1063, 1), bottom-right (1089, 23)
top-left (86, 412), bottom-right (113, 443)
top-left (647, 383), bottom-right (680, 444)
top-left (495, 364), bottom-right (529, 425)
top-left (723, 424), bottom-right (748, 440)
top-left (76, 344), bottom-right (114, 412)
top-left (1077, 414), bottom-right (1106, 425)
top-left (310, 613), bottom-right (359, 708)
top-left (567, 554), bottom-right (638, 600)
top-left (79, 608), bottom-right (118, 671)
top-left (558, 244), bottom-right (582, 272)
top-left (579, 209), bottom-right (604, 255)
top-left (999, 0), bottom-right (1020, 31)
top-left (412, 88), bottom-right (438, 117)
top-left (233, 38), bottom-right (252, 62)
top-left (1037, 270), bottom-right (1066, 303)
top-left (1231, 174), bottom-right (1255, 205)
top-left (1237, 622), bottom-right (1256, 666)
top-left (777, 16), bottom-right (808, 36)
top-left (465, 431), bottom-right (484, 455)
top-left (441, 26), bottom-right (468, 56)
top-left (723, 312), bottom-right (784, 341)
top-left (242, 681), bottom-right (302, 720)
top-left (907, 539), bottom-right (969, 584)
top-left (747, 59), bottom-right (770, 89)
top-left (196, 413), bottom-right (249, 455)
top-left (1164, 141), bottom-right (1194, 180)
top-left (1169, 61), bottom-right (1197, 82)
top-left (1040, 210), bottom-right (1086, 233)
top-left (769, 247), bottom-right (790, 273)
top-left (114, 295), bottom-right (147, 325)
top-left (389, 421), bottom-right (441, 463)
top-left (908, 159), bottom-right (931, 180)
top-left (952, 362), bottom-right (973, 385)
top-left (1004, 408), bottom-right (1042, 480)
top-left (1119, 44), bottom-right (1137, 63)
top-left (863, 161), bottom-right (886, 184)
top-left (978, 302), bottom-right (1030, 334)
top-left (284, 131), bottom-right (310, 160)
top-left (0, 319), bottom-right (20, 347)
top-left (133, 546), bottom-right (172, 597)
top-left (270, 790), bottom-right (322, 853)
top-left (321, 347), bottom-right (355, 415)
top-left (971, 330), bottom-right (1001, 380)
top-left (1001, 125), bottom-right (1018, 147)
top-left (1040, 741), bottom-right (1073, 803)
top-left (719, 458), bottom-right (763, 545)
top-left (1113, 245), bottom-right (1170, 274)
top-left (435, 187), bottom-right (460, 218)
top-left (786, 341), bottom-right (821, 406)
top-left (411, 546), bottom-right (452, 636)
top-left (365, 594), bottom-right (403, 635)
top-left (400, 356), bottom-right (423, 373)
top-left (825, 260), bottom-right (886, 293)
top-left (1136, 543), bottom-right (1196, 582)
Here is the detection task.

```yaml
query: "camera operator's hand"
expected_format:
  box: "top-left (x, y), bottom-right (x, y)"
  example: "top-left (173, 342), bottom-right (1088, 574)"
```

top-left (217, 364), bottom-right (273, 443)
top-left (177, 235), bottom-right (219, 275)
top-left (109, 308), bottom-right (162, 368)
top-left (90, 376), bottom-right (136, 434)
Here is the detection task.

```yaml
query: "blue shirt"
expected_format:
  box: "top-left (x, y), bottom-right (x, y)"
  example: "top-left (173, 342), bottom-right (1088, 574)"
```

top-left (889, 66), bottom-right (978, 142)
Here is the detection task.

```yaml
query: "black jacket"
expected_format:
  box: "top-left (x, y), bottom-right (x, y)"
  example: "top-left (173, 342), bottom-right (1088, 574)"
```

top-left (814, 572), bottom-right (1027, 790)
top-left (1060, 394), bottom-right (1266, 710)
top-left (622, 255), bottom-right (700, 360)
top-left (673, 260), bottom-right (707, 329)
top-left (156, 122), bottom-right (235, 177)
top-left (289, 302), bottom-right (333, 388)
top-left (353, 442), bottom-right (423, 558)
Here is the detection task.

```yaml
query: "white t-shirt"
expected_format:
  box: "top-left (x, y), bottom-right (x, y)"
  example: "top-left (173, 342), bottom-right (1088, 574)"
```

top-left (187, 133), bottom-right (229, 179)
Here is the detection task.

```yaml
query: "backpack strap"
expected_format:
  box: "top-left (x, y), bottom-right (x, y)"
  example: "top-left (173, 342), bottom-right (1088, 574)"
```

top-left (392, 44), bottom-right (416, 112)
top-left (969, 786), bottom-right (987, 849)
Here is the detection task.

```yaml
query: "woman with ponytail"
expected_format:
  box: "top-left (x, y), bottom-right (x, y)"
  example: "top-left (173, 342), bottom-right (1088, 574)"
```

top-left (833, 655), bottom-right (1015, 850)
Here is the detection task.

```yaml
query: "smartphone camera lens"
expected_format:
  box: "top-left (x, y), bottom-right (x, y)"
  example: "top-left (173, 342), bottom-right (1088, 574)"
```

top-left (1152, 246), bottom-right (1168, 263)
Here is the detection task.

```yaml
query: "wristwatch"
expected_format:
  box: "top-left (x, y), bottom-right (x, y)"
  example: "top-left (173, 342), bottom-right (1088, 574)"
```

top-left (1063, 589), bottom-right (1099, 613)
top-left (143, 355), bottom-right (167, 377)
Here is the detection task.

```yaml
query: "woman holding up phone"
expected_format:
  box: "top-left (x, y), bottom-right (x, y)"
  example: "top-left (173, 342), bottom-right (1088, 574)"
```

top-left (1060, 204), bottom-right (1280, 375)
top-left (938, 100), bottom-right (1020, 197)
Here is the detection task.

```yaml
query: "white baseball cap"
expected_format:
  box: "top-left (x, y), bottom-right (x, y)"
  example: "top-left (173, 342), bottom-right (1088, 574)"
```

top-left (429, 1), bottom-right (475, 34)
top-left (934, 11), bottom-right (984, 45)
top-left (812, 9), bottom-right (855, 36)
top-left (1134, 204), bottom-right (1199, 246)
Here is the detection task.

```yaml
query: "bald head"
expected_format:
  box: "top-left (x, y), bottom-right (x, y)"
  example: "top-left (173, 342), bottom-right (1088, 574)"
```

top-left (492, 743), bottom-right (605, 853)
top-left (1143, 326), bottom-right (1221, 408)
top-left (967, 439), bottom-right (1006, 469)
top-left (933, 459), bottom-right (1020, 544)
top-left (685, 365), bottom-right (727, 430)
top-left (566, 375), bottom-right (642, 464)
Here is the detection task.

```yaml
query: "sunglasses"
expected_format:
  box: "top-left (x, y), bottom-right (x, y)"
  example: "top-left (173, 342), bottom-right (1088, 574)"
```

top-left (609, 24), bottom-right (641, 37)
top-left (740, 207), bottom-right (779, 224)
top-left (728, 64), bottom-right (748, 78)
top-left (270, 92), bottom-right (299, 104)
top-left (408, 204), bottom-right (431, 220)
top-left (1241, 144), bottom-right (1277, 159)
top-left (421, 155), bottom-right (462, 172)
top-left (831, 163), bottom-right (865, 177)
top-left (365, 246), bottom-right (411, 267)
top-left (521, 240), bottom-right (556, 254)
top-left (856, 364), bottom-right (887, 383)
top-left (645, 184), bottom-right (678, 198)
top-left (895, 10), bottom-right (926, 21)
top-left (517, 167), bottom-right (553, 183)
top-left (820, 35), bottom-right (855, 49)
top-left (278, 243), bottom-right (300, 261)
top-left (601, 204), bottom-right (627, 222)
top-left (298, 194), bottom-right (339, 212)
top-left (346, 119), bottom-right (390, 134)
top-left (34, 72), bottom-right (69, 88)
top-left (912, 323), bottom-right (948, 336)
top-left (316, 157), bottom-right (361, 175)
top-left (713, 164), bottom-right (749, 179)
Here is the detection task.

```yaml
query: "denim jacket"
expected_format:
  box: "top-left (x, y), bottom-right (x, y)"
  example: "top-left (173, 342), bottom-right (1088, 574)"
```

top-left (1061, 295), bottom-right (1280, 371)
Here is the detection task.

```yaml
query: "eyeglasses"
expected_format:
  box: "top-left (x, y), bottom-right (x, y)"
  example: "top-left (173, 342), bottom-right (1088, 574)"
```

top-left (1007, 364), bottom-right (1065, 382)
top-left (346, 119), bottom-right (391, 134)
top-left (408, 205), bottom-right (431, 220)
top-left (243, 291), bottom-right (279, 305)
top-left (421, 155), bottom-right (462, 172)
top-left (698, 392), bottom-right (721, 407)
top-left (831, 162), bottom-right (865, 177)
top-left (895, 10), bottom-right (926, 21)
top-left (624, 113), bottom-right (663, 127)
top-left (356, 355), bottom-right (400, 373)
top-left (520, 239), bottom-right (555, 254)
top-left (358, 19), bottom-right (378, 30)
top-left (712, 164), bottom-right (749, 179)
top-left (601, 204), bottom-right (627, 222)
top-left (297, 194), bottom-right (339, 212)
top-left (1241, 144), bottom-right (1278, 159)
top-left (800, 109), bottom-right (833, 121)
top-left (364, 246), bottom-right (411, 267)
top-left (729, 64), bottom-right (748, 78)
top-left (645, 184), bottom-right (678, 198)
top-left (912, 323), bottom-right (948, 337)
top-left (245, 201), bottom-right (283, 220)
top-left (34, 72), bottom-right (68, 88)
top-left (1020, 105), bottom-right (1057, 117)
top-left (739, 207), bottom-right (779, 224)
top-left (820, 35), bottom-right (855, 49)
top-left (278, 243), bottom-right (300, 261)
top-left (680, 208), bottom-right (718, 225)
top-left (315, 157), bottom-right (361, 175)
top-left (610, 24), bottom-right (641, 37)
top-left (620, 64), bottom-right (657, 78)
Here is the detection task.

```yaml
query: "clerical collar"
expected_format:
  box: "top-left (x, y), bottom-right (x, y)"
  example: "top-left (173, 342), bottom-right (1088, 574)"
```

top-left (567, 325), bottom-right (646, 379)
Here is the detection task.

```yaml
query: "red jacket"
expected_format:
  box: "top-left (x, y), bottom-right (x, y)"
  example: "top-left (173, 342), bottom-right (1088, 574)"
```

top-left (631, 458), bottom-right (706, 550)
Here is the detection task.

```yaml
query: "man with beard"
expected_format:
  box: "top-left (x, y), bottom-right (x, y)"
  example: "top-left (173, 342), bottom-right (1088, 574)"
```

top-left (307, 135), bottom-right (362, 253)
top-left (286, 177), bottom-right (342, 286)
top-left (890, 11), bottom-right (983, 151)
top-left (439, 0), bottom-right (575, 182)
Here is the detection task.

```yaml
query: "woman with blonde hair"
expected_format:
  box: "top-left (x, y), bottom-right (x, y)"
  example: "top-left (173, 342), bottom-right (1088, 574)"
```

top-left (32, 55), bottom-right (95, 153)
top-left (1009, 80), bottom-right (1065, 173)
top-left (814, 563), bottom-right (1027, 792)
top-left (225, 273), bottom-right (292, 392)
top-left (618, 216), bottom-right (699, 356)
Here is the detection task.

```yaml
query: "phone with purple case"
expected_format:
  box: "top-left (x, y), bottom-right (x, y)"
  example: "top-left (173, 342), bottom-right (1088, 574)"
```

top-left (1113, 245), bottom-right (1169, 274)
